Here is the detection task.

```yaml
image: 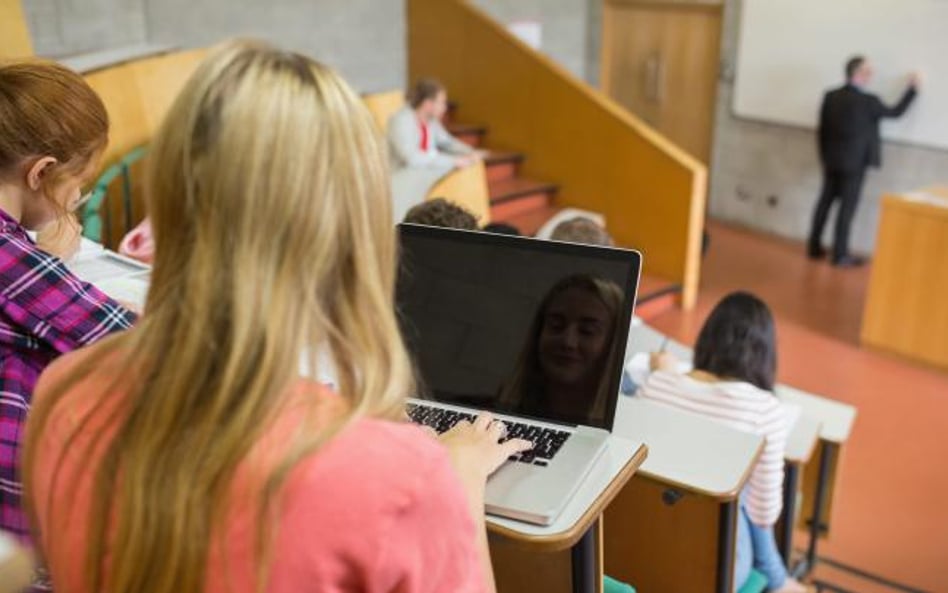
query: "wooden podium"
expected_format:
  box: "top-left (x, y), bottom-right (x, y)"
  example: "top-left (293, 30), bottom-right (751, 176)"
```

top-left (862, 189), bottom-right (948, 370)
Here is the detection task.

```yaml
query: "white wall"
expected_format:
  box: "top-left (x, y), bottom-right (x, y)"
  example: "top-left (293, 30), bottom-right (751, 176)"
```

top-left (710, 0), bottom-right (948, 253)
top-left (22, 0), bottom-right (405, 93)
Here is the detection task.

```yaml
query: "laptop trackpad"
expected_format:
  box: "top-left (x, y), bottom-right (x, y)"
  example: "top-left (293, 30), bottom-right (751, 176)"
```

top-left (484, 430), bottom-right (606, 525)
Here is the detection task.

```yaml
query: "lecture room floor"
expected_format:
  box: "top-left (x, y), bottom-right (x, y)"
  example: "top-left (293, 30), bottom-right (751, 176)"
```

top-left (647, 221), bottom-right (947, 593)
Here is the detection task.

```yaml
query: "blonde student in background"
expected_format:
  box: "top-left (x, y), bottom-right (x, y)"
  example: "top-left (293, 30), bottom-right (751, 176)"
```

top-left (24, 40), bottom-right (531, 593)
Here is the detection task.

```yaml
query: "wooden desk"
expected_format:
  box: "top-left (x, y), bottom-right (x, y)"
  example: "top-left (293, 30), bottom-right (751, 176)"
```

top-left (862, 191), bottom-right (948, 370)
top-left (626, 322), bottom-right (851, 580)
top-left (775, 385), bottom-right (856, 577)
top-left (488, 436), bottom-right (648, 593)
top-left (775, 412), bottom-right (821, 564)
top-left (608, 397), bottom-right (763, 593)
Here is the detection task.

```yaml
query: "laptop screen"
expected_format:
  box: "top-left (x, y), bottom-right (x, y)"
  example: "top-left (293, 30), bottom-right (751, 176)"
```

top-left (396, 224), bottom-right (641, 430)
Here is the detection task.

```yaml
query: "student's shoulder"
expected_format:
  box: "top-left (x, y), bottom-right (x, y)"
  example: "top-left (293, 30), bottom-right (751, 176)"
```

top-left (37, 334), bottom-right (124, 385)
top-left (292, 416), bottom-right (456, 500)
top-left (0, 228), bottom-right (42, 269)
top-left (387, 105), bottom-right (415, 128)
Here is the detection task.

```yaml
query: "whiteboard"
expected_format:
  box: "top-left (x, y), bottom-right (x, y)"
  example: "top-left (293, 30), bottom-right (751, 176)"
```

top-left (734, 0), bottom-right (948, 150)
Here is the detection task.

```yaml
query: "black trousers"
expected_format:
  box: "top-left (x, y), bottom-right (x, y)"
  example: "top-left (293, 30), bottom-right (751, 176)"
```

top-left (808, 168), bottom-right (866, 260)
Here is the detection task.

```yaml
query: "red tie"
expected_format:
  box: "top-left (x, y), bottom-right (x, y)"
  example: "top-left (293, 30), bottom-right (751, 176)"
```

top-left (419, 119), bottom-right (429, 151)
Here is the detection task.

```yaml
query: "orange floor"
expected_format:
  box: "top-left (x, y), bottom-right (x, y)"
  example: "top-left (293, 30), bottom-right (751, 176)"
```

top-left (648, 221), bottom-right (948, 593)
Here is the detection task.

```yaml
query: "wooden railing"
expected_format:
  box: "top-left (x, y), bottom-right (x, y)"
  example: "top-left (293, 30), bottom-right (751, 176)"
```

top-left (83, 49), bottom-right (207, 168)
top-left (78, 49), bottom-right (207, 246)
top-left (0, 0), bottom-right (33, 59)
top-left (407, 0), bottom-right (707, 308)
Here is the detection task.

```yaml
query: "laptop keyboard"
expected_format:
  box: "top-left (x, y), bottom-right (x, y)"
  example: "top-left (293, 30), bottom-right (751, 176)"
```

top-left (406, 403), bottom-right (571, 466)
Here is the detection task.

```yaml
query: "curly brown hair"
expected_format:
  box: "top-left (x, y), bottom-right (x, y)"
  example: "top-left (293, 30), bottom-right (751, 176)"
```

top-left (403, 198), bottom-right (478, 229)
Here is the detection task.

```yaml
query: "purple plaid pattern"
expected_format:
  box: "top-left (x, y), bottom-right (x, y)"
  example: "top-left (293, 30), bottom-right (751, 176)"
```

top-left (0, 209), bottom-right (136, 546)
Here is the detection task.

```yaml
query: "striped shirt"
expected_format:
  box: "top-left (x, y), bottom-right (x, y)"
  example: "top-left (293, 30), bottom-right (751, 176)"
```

top-left (0, 208), bottom-right (136, 545)
top-left (637, 370), bottom-right (789, 526)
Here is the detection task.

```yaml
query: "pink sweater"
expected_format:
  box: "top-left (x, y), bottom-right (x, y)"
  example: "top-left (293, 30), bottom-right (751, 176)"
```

top-left (28, 344), bottom-right (486, 593)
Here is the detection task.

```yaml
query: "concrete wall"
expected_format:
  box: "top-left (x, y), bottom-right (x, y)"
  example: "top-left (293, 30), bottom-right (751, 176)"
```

top-left (710, 0), bottom-right (948, 253)
top-left (473, 0), bottom-right (594, 84)
top-left (143, 0), bottom-right (405, 92)
top-left (22, 0), bottom-right (147, 57)
top-left (22, 0), bottom-right (404, 93)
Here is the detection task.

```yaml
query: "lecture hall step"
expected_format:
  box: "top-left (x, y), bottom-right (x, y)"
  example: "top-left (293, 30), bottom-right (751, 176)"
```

top-left (444, 113), bottom-right (681, 319)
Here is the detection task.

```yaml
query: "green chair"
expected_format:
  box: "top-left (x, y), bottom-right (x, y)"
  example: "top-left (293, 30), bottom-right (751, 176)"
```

top-left (738, 569), bottom-right (768, 593)
top-left (80, 144), bottom-right (149, 244)
top-left (80, 162), bottom-right (123, 243)
top-left (604, 575), bottom-right (636, 593)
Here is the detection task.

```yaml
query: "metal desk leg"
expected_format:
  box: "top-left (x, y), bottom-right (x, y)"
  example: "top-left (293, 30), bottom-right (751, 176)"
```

top-left (793, 441), bottom-right (835, 578)
top-left (716, 500), bottom-right (737, 593)
top-left (779, 462), bottom-right (801, 564)
top-left (571, 520), bottom-right (599, 593)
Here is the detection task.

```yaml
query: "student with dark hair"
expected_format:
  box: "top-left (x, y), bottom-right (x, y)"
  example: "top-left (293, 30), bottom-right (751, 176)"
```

top-left (640, 292), bottom-right (807, 593)
top-left (403, 198), bottom-right (478, 230)
top-left (388, 78), bottom-right (486, 171)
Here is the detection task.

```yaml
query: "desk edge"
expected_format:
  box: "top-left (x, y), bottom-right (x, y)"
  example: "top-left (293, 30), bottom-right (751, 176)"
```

top-left (487, 443), bottom-right (649, 551)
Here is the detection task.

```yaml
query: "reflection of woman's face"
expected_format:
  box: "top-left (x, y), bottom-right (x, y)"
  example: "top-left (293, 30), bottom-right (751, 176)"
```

top-left (538, 287), bottom-right (613, 388)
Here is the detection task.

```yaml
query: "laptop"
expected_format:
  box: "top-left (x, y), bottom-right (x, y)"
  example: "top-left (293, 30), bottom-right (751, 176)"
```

top-left (396, 224), bottom-right (641, 525)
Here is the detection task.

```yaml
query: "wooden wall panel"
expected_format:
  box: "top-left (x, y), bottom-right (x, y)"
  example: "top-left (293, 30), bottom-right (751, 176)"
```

top-left (861, 195), bottom-right (948, 369)
top-left (0, 0), bottom-right (33, 59)
top-left (407, 0), bottom-right (706, 308)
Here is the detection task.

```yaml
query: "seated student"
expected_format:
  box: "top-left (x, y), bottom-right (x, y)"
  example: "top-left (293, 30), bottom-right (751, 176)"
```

top-left (404, 197), bottom-right (478, 230)
top-left (638, 292), bottom-right (807, 593)
top-left (24, 40), bottom-right (530, 593)
top-left (550, 216), bottom-right (614, 246)
top-left (0, 60), bottom-right (137, 556)
top-left (500, 274), bottom-right (625, 428)
top-left (388, 78), bottom-right (486, 171)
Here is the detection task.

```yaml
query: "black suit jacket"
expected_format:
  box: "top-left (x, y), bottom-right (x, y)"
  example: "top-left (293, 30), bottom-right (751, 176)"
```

top-left (818, 84), bottom-right (917, 171)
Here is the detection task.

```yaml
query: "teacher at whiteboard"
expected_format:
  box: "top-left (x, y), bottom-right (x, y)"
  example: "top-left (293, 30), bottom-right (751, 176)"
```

top-left (807, 56), bottom-right (919, 267)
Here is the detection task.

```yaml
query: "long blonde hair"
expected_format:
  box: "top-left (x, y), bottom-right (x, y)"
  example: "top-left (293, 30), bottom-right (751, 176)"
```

top-left (24, 39), bottom-right (414, 593)
top-left (499, 274), bottom-right (624, 426)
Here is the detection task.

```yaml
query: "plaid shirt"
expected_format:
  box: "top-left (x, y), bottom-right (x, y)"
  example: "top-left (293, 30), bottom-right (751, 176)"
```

top-left (0, 208), bottom-right (136, 546)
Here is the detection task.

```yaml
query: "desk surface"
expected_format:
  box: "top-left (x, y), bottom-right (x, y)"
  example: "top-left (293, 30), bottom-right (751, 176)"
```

top-left (627, 317), bottom-right (693, 362)
top-left (68, 246), bottom-right (151, 309)
top-left (613, 397), bottom-right (762, 499)
top-left (784, 412), bottom-right (821, 464)
top-left (775, 385), bottom-right (856, 444)
top-left (487, 436), bottom-right (647, 551)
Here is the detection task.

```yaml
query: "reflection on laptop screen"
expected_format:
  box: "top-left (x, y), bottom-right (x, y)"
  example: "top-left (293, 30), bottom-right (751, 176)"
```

top-left (396, 224), bottom-right (640, 429)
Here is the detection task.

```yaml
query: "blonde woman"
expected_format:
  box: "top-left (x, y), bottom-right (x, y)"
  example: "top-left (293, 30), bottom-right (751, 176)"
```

top-left (23, 40), bottom-right (529, 593)
top-left (500, 274), bottom-right (625, 428)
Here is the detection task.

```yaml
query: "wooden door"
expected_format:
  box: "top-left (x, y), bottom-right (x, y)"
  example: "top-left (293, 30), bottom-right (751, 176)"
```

top-left (601, 0), bottom-right (722, 165)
